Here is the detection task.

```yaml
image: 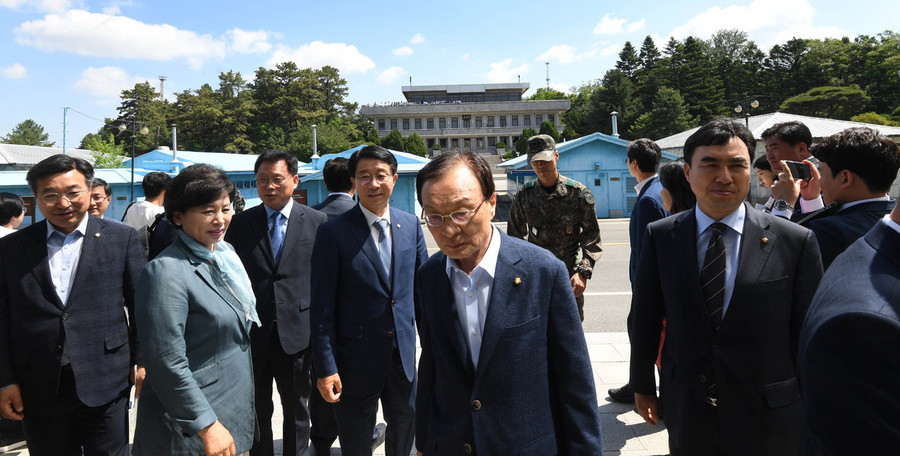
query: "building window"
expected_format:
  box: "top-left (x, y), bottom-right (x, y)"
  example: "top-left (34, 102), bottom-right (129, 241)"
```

top-left (390, 119), bottom-right (398, 130)
top-left (378, 119), bottom-right (385, 130)
top-left (464, 138), bottom-right (471, 150)
top-left (499, 116), bottom-right (506, 127)
top-left (440, 138), bottom-right (448, 148)
top-left (487, 116), bottom-right (495, 128)
top-left (451, 117), bottom-right (459, 128)
top-left (402, 118), bottom-right (410, 130)
top-left (439, 117), bottom-right (447, 129)
top-left (427, 118), bottom-right (434, 129)
top-left (427, 138), bottom-right (435, 149)
top-left (476, 116), bottom-right (483, 128)
top-left (512, 115), bottom-right (519, 127)
top-left (415, 118), bottom-right (422, 129)
top-left (524, 115), bottom-right (531, 127)
top-left (548, 114), bottom-right (554, 124)
top-left (488, 137), bottom-right (496, 147)
top-left (463, 116), bottom-right (471, 128)
top-left (476, 138), bottom-right (484, 150)
top-left (536, 114), bottom-right (543, 125)
top-left (451, 138), bottom-right (459, 149)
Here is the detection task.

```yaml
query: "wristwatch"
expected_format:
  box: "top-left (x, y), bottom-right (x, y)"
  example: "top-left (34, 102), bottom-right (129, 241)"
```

top-left (773, 199), bottom-right (794, 212)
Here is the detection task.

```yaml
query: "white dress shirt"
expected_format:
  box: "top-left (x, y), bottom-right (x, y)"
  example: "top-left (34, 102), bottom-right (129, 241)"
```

top-left (445, 225), bottom-right (501, 367)
top-left (360, 204), bottom-right (392, 254)
top-left (695, 205), bottom-right (745, 317)
top-left (47, 215), bottom-right (89, 307)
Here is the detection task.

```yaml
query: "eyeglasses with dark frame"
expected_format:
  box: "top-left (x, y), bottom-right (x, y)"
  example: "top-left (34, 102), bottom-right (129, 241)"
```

top-left (422, 198), bottom-right (489, 228)
top-left (40, 189), bottom-right (86, 205)
top-left (257, 176), bottom-right (288, 187)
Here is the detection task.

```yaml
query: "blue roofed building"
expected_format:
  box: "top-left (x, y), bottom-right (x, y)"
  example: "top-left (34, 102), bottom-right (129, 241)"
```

top-left (498, 133), bottom-right (678, 218)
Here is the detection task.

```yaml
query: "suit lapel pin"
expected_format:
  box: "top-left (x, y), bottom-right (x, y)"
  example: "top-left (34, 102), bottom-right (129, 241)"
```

top-left (396, 223), bottom-right (401, 229)
top-left (761, 237), bottom-right (768, 244)
top-left (514, 277), bottom-right (522, 286)
top-left (94, 232), bottom-right (101, 238)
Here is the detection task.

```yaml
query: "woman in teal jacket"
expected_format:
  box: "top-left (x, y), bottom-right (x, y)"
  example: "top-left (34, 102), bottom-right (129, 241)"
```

top-left (134, 164), bottom-right (258, 456)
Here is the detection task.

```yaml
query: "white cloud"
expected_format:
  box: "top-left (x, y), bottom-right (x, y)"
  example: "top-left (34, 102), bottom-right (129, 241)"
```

top-left (14, 10), bottom-right (226, 69)
top-left (410, 33), bottom-right (425, 44)
top-left (0, 0), bottom-right (70, 13)
top-left (393, 46), bottom-right (413, 56)
top-left (1, 63), bottom-right (27, 79)
top-left (378, 66), bottom-right (405, 85)
top-left (73, 66), bottom-right (149, 103)
top-left (549, 83), bottom-right (570, 94)
top-left (536, 45), bottom-right (597, 64)
top-left (483, 59), bottom-right (529, 83)
top-left (462, 53), bottom-right (470, 61)
top-left (227, 28), bottom-right (272, 54)
top-left (268, 41), bottom-right (375, 74)
top-left (593, 13), bottom-right (645, 35)
top-left (669, 0), bottom-right (847, 50)
top-left (599, 44), bottom-right (620, 57)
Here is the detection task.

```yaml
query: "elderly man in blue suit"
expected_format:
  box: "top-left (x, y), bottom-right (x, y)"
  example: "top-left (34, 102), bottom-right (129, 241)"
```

top-left (311, 145), bottom-right (428, 456)
top-left (414, 151), bottom-right (603, 455)
top-left (0, 155), bottom-right (146, 455)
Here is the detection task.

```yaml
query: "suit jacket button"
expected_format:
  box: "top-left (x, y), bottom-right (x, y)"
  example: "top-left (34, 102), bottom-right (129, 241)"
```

top-left (471, 399), bottom-right (481, 411)
top-left (55, 345), bottom-right (63, 353)
top-left (387, 331), bottom-right (394, 338)
top-left (62, 312), bottom-right (69, 320)
top-left (391, 300), bottom-right (397, 307)
top-left (699, 374), bottom-right (707, 383)
top-left (463, 443), bottom-right (473, 454)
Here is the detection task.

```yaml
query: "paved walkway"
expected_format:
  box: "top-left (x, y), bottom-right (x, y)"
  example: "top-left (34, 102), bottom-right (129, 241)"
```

top-left (0, 332), bottom-right (669, 456)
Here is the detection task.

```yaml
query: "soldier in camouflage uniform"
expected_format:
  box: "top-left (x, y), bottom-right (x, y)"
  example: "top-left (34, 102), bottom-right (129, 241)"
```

top-left (507, 134), bottom-right (602, 321)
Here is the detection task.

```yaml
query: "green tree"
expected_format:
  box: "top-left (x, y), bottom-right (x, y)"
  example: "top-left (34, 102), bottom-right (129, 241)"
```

top-left (780, 86), bottom-right (871, 120)
top-left (515, 128), bottom-right (539, 154)
top-left (628, 87), bottom-right (696, 139)
top-left (850, 112), bottom-right (898, 126)
top-left (110, 81), bottom-right (172, 153)
top-left (707, 30), bottom-right (766, 110)
top-left (527, 87), bottom-right (568, 100)
top-left (402, 132), bottom-right (427, 156)
top-left (561, 124), bottom-right (579, 141)
top-left (81, 133), bottom-right (125, 168)
top-left (615, 41), bottom-right (641, 79)
top-left (638, 35), bottom-right (661, 71)
top-left (591, 69), bottom-right (640, 137)
top-left (668, 36), bottom-right (725, 123)
top-left (2, 119), bottom-right (54, 146)
top-left (381, 129), bottom-right (404, 151)
top-left (538, 121), bottom-right (561, 142)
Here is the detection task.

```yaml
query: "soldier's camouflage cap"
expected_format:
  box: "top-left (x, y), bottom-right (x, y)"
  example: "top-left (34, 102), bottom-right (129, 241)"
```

top-left (527, 134), bottom-right (557, 163)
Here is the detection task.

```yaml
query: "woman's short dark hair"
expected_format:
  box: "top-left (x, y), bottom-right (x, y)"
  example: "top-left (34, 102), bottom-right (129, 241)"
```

top-left (658, 160), bottom-right (696, 214)
top-left (164, 164), bottom-right (235, 228)
top-left (0, 192), bottom-right (25, 226)
top-left (416, 151), bottom-right (494, 204)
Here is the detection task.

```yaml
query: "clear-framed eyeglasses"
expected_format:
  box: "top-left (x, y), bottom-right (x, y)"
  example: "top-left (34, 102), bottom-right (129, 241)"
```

top-left (422, 198), bottom-right (488, 228)
top-left (257, 176), bottom-right (288, 187)
top-left (40, 189), bottom-right (85, 205)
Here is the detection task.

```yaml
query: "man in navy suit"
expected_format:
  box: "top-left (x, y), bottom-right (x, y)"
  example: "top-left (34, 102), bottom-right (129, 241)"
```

top-left (796, 127), bottom-right (899, 269)
top-left (799, 202), bottom-right (900, 454)
top-left (0, 155), bottom-right (146, 456)
top-left (226, 149), bottom-right (327, 456)
top-left (414, 151), bottom-right (602, 455)
top-left (311, 146), bottom-right (428, 456)
top-left (311, 157), bottom-right (356, 220)
top-left (610, 138), bottom-right (668, 403)
top-left (630, 120), bottom-right (823, 455)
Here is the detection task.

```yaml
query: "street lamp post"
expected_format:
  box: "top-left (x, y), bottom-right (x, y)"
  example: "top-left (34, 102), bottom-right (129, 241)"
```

top-left (733, 97), bottom-right (760, 127)
top-left (117, 116), bottom-right (149, 202)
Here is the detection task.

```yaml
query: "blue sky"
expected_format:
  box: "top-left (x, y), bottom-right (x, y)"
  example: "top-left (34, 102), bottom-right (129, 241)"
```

top-left (0, 0), bottom-right (896, 149)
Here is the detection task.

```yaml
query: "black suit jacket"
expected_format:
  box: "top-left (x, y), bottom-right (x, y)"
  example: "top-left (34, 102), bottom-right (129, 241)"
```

top-left (0, 217), bottom-right (146, 418)
top-left (311, 194), bottom-right (356, 221)
top-left (799, 199), bottom-right (895, 269)
top-left (799, 220), bottom-right (900, 455)
top-left (630, 204), bottom-right (823, 456)
top-left (225, 202), bottom-right (327, 355)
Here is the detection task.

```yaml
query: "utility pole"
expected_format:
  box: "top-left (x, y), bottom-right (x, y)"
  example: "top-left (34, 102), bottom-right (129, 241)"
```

top-left (159, 76), bottom-right (167, 101)
top-left (545, 62), bottom-right (550, 88)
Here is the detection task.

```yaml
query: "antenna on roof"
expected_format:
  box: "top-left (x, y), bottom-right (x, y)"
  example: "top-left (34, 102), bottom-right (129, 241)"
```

top-left (545, 62), bottom-right (550, 88)
top-left (159, 76), bottom-right (167, 101)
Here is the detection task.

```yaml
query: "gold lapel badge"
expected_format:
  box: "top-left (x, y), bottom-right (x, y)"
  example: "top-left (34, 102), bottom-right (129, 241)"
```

top-left (761, 237), bottom-right (769, 244)
top-left (94, 232), bottom-right (101, 238)
top-left (514, 277), bottom-right (522, 286)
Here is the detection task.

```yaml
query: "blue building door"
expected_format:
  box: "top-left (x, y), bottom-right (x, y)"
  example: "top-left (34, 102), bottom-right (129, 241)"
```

top-left (590, 173), bottom-right (609, 218)
top-left (607, 172), bottom-right (626, 218)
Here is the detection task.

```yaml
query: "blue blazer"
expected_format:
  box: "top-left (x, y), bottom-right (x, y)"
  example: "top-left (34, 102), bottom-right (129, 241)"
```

top-left (0, 216), bottom-right (145, 418)
top-left (133, 237), bottom-right (255, 455)
top-left (801, 199), bottom-right (896, 269)
top-left (310, 205), bottom-right (428, 396)
top-left (799, 221), bottom-right (900, 455)
top-left (225, 202), bottom-right (326, 356)
top-left (629, 176), bottom-right (666, 284)
top-left (630, 204), bottom-right (824, 456)
top-left (311, 194), bottom-right (357, 220)
top-left (416, 231), bottom-right (603, 455)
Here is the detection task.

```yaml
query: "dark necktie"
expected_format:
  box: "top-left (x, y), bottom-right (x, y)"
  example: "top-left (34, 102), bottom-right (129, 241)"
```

top-left (270, 211), bottom-right (285, 264)
top-left (374, 219), bottom-right (391, 280)
top-left (701, 222), bottom-right (727, 331)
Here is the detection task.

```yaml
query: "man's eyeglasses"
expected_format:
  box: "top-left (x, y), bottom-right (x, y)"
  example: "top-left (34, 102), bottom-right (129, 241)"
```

top-left (422, 198), bottom-right (488, 228)
top-left (257, 176), bottom-right (288, 187)
top-left (90, 194), bottom-right (110, 202)
top-left (40, 190), bottom-right (85, 205)
top-left (355, 174), bottom-right (392, 185)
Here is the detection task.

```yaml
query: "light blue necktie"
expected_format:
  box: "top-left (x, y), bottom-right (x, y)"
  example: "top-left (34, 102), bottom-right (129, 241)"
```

top-left (270, 211), bottom-right (285, 264)
top-left (374, 219), bottom-right (391, 280)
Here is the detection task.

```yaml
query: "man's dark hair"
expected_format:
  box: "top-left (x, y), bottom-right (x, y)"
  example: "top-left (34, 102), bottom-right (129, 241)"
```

top-left (26, 154), bottom-right (94, 194)
top-left (0, 192), bottom-right (25, 226)
top-left (91, 177), bottom-right (111, 197)
top-left (255, 149), bottom-right (299, 176)
top-left (141, 172), bottom-right (171, 199)
top-left (627, 138), bottom-right (662, 173)
top-left (322, 157), bottom-right (353, 193)
top-left (683, 119), bottom-right (756, 165)
top-left (753, 155), bottom-right (772, 171)
top-left (810, 127), bottom-right (900, 194)
top-left (349, 145), bottom-right (398, 176)
top-left (658, 161), bottom-right (696, 214)
top-left (164, 164), bottom-right (235, 228)
top-left (416, 151), bottom-right (494, 205)
top-left (761, 121), bottom-right (812, 148)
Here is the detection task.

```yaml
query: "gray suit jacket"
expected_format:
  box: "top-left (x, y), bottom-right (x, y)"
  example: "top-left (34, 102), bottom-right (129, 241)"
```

top-left (133, 237), bottom-right (255, 455)
top-left (311, 194), bottom-right (356, 220)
